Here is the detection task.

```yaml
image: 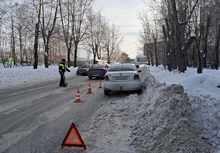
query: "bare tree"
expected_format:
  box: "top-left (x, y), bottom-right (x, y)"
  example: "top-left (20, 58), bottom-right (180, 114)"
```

top-left (33, 0), bottom-right (42, 69)
top-left (143, 10), bottom-right (160, 67)
top-left (0, 0), bottom-right (14, 20)
top-left (86, 9), bottom-right (106, 63)
top-left (13, 3), bottom-right (32, 66)
top-left (169, 0), bottom-right (199, 72)
top-left (0, 1), bottom-right (18, 65)
top-left (10, 14), bottom-right (16, 65)
top-left (59, 0), bottom-right (93, 67)
top-left (151, 0), bottom-right (200, 72)
top-left (40, 0), bottom-right (59, 68)
top-left (104, 24), bottom-right (123, 64)
top-left (138, 11), bottom-right (155, 66)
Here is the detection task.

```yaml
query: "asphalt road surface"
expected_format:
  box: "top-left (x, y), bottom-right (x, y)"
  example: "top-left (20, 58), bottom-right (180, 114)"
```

top-left (0, 75), bottom-right (110, 153)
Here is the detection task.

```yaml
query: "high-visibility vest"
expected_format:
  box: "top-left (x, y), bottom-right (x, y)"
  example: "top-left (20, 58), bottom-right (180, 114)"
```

top-left (59, 63), bottom-right (65, 70)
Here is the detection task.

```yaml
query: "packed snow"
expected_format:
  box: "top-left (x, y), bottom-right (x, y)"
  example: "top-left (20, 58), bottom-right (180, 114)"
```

top-left (0, 64), bottom-right (220, 152)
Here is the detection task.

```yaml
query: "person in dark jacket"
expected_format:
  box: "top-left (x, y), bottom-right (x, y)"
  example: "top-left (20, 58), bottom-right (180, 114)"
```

top-left (59, 59), bottom-right (70, 87)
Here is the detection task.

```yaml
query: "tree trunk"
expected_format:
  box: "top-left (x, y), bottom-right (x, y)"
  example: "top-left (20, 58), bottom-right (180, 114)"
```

top-left (169, 23), bottom-right (176, 71)
top-left (193, 39), bottom-right (202, 73)
top-left (154, 38), bottom-right (158, 67)
top-left (182, 36), bottom-right (202, 73)
top-left (33, 23), bottom-right (39, 69)
top-left (94, 43), bottom-right (98, 64)
top-left (19, 29), bottom-right (23, 66)
top-left (107, 46), bottom-right (110, 64)
top-left (93, 53), bottom-right (96, 64)
top-left (44, 45), bottom-right (49, 68)
top-left (170, 0), bottom-right (182, 72)
top-left (191, 46), bottom-right (196, 67)
top-left (203, 15), bottom-right (211, 68)
top-left (162, 24), bottom-right (170, 69)
top-left (67, 47), bottom-right (71, 67)
top-left (144, 43), bottom-right (150, 65)
top-left (11, 17), bottom-right (16, 66)
top-left (73, 42), bottom-right (78, 67)
top-left (175, 24), bottom-right (184, 72)
top-left (215, 24), bottom-right (220, 70)
top-left (33, 0), bottom-right (41, 69)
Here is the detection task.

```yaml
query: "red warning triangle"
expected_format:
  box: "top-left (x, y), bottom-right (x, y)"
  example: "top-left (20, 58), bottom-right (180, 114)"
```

top-left (61, 122), bottom-right (86, 149)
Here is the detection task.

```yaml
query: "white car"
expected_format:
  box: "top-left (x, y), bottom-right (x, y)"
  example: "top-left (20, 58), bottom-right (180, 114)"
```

top-left (103, 64), bottom-right (142, 95)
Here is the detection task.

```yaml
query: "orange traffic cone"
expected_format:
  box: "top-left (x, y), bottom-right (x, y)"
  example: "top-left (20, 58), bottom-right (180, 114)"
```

top-left (98, 80), bottom-right (102, 89)
top-left (74, 89), bottom-right (82, 103)
top-left (86, 83), bottom-right (93, 94)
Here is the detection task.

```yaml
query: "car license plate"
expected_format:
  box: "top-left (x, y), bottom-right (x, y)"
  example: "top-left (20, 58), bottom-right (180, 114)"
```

top-left (114, 76), bottom-right (127, 80)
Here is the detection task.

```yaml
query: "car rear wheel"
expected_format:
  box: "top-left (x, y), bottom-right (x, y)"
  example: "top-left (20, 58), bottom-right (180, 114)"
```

top-left (136, 88), bottom-right (142, 94)
top-left (104, 90), bottom-right (110, 95)
top-left (88, 77), bottom-right (92, 80)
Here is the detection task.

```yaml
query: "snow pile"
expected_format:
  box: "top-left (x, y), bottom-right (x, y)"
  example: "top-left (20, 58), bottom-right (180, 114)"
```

top-left (130, 67), bottom-right (214, 152)
top-left (82, 66), bottom-right (219, 153)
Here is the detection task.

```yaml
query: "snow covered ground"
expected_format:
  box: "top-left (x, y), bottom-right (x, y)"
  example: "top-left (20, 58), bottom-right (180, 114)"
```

top-left (0, 64), bottom-right (76, 90)
top-left (0, 64), bottom-right (220, 152)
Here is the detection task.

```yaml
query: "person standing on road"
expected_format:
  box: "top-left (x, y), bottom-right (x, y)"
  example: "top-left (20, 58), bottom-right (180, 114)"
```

top-left (58, 59), bottom-right (70, 87)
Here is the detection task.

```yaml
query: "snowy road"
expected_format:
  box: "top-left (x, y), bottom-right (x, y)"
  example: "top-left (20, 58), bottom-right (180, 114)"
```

top-left (1, 65), bottom-right (220, 152)
top-left (0, 76), bottom-right (112, 153)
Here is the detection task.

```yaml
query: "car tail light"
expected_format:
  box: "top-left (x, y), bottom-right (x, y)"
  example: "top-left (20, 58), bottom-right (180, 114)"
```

top-left (104, 75), bottom-right (109, 81)
top-left (134, 74), bottom-right (140, 80)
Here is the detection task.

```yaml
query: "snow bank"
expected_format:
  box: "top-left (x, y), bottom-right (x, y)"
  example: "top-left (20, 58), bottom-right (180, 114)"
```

top-left (0, 65), bottom-right (75, 89)
top-left (83, 66), bottom-right (219, 153)
top-left (130, 67), bottom-right (215, 152)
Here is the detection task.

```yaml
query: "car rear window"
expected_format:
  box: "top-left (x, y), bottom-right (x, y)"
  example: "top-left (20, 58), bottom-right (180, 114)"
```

top-left (91, 64), bottom-right (106, 68)
top-left (80, 65), bottom-right (90, 68)
top-left (108, 65), bottom-right (136, 72)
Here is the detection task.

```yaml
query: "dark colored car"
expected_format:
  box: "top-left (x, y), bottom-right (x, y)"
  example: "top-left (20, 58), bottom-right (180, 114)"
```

top-left (76, 65), bottom-right (91, 75)
top-left (88, 64), bottom-right (109, 80)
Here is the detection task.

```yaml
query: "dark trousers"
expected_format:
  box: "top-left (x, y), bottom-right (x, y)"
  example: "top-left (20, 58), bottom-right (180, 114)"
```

top-left (59, 73), bottom-right (66, 86)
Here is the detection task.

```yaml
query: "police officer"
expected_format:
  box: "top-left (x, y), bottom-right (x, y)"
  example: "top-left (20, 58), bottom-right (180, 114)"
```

top-left (59, 59), bottom-right (70, 87)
